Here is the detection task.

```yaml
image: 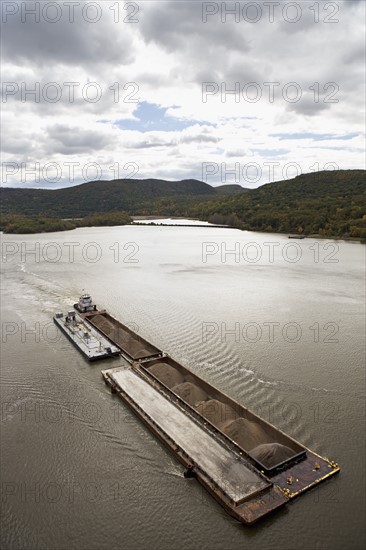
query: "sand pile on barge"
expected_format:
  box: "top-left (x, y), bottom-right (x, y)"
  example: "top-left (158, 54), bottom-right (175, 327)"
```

top-left (250, 443), bottom-right (295, 468)
top-left (91, 315), bottom-right (122, 343)
top-left (222, 418), bottom-right (270, 451)
top-left (149, 362), bottom-right (185, 388)
top-left (172, 382), bottom-right (208, 406)
top-left (89, 315), bottom-right (154, 357)
top-left (125, 341), bottom-right (151, 357)
top-left (145, 360), bottom-right (298, 469)
top-left (91, 315), bottom-right (114, 335)
top-left (195, 399), bottom-right (239, 428)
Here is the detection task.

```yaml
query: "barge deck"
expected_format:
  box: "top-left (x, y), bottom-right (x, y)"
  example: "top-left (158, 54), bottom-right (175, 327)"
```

top-left (54, 310), bottom-right (120, 361)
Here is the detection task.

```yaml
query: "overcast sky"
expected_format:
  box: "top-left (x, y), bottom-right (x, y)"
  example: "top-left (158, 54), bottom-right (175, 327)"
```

top-left (1, 0), bottom-right (365, 188)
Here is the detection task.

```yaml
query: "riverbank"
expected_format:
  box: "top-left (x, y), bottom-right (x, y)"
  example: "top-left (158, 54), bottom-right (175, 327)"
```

top-left (1, 214), bottom-right (365, 243)
top-left (0, 212), bottom-right (132, 234)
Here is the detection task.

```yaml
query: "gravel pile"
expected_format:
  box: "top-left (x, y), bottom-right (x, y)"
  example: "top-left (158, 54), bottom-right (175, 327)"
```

top-left (195, 399), bottom-right (239, 428)
top-left (250, 443), bottom-right (295, 468)
top-left (222, 417), bottom-right (270, 451)
top-left (172, 382), bottom-right (208, 406)
top-left (146, 361), bottom-right (297, 469)
top-left (149, 362), bottom-right (185, 388)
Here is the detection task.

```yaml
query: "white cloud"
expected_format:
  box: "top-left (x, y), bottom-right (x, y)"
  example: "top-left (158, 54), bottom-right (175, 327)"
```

top-left (1, 0), bottom-right (365, 188)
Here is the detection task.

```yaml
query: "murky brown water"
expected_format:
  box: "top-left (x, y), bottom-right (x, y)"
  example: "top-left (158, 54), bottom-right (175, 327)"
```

top-left (1, 225), bottom-right (365, 550)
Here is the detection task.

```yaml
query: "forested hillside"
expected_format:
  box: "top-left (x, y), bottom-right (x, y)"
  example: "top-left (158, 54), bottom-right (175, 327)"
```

top-left (1, 170), bottom-right (365, 239)
top-left (189, 170), bottom-right (366, 239)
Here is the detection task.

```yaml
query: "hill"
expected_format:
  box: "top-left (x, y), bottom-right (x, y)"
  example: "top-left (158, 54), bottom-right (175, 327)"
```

top-left (0, 178), bottom-right (220, 218)
top-left (188, 170), bottom-right (366, 239)
top-left (215, 184), bottom-right (248, 195)
top-left (0, 170), bottom-right (365, 239)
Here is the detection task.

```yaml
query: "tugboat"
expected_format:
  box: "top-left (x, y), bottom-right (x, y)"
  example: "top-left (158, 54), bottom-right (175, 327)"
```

top-left (74, 293), bottom-right (97, 313)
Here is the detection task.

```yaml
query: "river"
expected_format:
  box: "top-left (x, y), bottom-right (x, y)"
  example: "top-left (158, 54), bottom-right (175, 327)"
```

top-left (1, 224), bottom-right (365, 550)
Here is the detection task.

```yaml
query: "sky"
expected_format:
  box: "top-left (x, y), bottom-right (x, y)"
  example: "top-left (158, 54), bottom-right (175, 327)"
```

top-left (1, 0), bottom-right (365, 188)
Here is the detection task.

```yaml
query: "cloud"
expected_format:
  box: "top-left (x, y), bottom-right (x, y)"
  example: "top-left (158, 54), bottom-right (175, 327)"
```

top-left (272, 132), bottom-right (361, 141)
top-left (180, 134), bottom-right (220, 144)
top-left (1, 0), bottom-right (365, 188)
top-left (125, 138), bottom-right (174, 149)
top-left (44, 124), bottom-right (114, 155)
top-left (2, 2), bottom-right (135, 67)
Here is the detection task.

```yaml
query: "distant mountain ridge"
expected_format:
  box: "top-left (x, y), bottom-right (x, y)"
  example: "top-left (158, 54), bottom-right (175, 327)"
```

top-left (1, 170), bottom-right (365, 239)
top-left (0, 178), bottom-right (245, 217)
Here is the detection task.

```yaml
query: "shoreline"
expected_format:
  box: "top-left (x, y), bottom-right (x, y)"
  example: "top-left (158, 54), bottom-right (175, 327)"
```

top-left (0, 222), bottom-right (364, 243)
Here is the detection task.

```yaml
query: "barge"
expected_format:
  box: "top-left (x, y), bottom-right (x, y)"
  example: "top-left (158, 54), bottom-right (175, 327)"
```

top-left (96, 308), bottom-right (340, 524)
top-left (56, 294), bottom-right (340, 524)
top-left (84, 310), bottom-right (163, 362)
top-left (53, 310), bottom-right (120, 361)
top-left (102, 356), bottom-right (339, 524)
top-left (103, 364), bottom-right (288, 524)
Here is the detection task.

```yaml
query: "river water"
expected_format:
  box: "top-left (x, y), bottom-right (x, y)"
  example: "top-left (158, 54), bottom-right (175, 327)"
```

top-left (1, 224), bottom-right (365, 550)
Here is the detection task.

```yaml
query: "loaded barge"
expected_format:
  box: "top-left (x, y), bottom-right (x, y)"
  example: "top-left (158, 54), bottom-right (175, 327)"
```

top-left (57, 295), bottom-right (340, 524)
